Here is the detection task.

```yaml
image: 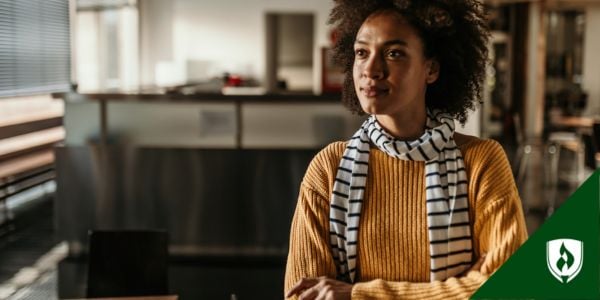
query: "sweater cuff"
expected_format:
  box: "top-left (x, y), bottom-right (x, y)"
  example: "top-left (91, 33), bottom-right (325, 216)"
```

top-left (351, 272), bottom-right (488, 300)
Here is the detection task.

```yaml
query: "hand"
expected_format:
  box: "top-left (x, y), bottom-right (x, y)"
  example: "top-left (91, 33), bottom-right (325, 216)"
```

top-left (286, 276), bottom-right (352, 300)
top-left (464, 253), bottom-right (487, 275)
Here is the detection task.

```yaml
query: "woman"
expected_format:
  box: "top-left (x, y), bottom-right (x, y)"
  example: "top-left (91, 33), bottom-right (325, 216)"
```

top-left (285, 0), bottom-right (528, 299)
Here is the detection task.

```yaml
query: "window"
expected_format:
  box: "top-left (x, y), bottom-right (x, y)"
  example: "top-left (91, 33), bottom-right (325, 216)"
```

top-left (0, 0), bottom-right (71, 98)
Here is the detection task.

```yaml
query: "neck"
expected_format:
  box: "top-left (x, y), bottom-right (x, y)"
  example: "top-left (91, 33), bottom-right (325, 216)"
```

top-left (375, 107), bottom-right (427, 141)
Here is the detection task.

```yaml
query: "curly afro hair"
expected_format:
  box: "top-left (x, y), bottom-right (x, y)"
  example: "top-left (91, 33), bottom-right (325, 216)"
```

top-left (329, 0), bottom-right (489, 124)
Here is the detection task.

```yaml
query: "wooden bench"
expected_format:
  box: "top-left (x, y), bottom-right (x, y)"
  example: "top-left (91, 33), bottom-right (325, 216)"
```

top-left (0, 111), bottom-right (64, 234)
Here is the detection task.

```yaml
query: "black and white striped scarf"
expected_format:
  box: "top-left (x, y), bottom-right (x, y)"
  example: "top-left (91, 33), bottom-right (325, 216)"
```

top-left (329, 109), bottom-right (473, 283)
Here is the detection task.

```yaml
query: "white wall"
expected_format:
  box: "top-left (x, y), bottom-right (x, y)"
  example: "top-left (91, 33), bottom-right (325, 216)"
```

top-left (582, 5), bottom-right (600, 116)
top-left (139, 0), bottom-right (334, 92)
top-left (456, 109), bottom-right (481, 138)
top-left (76, 11), bottom-right (100, 91)
top-left (139, 0), bottom-right (175, 86)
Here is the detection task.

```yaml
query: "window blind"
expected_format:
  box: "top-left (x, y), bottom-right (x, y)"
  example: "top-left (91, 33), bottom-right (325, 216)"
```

top-left (0, 0), bottom-right (70, 98)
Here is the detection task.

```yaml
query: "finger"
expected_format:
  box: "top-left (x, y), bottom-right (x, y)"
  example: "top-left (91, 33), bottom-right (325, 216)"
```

top-left (287, 278), bottom-right (315, 298)
top-left (477, 254), bottom-right (489, 275)
top-left (314, 285), bottom-right (332, 300)
top-left (470, 254), bottom-right (487, 272)
top-left (298, 284), bottom-right (321, 300)
top-left (287, 278), bottom-right (318, 298)
top-left (460, 254), bottom-right (485, 276)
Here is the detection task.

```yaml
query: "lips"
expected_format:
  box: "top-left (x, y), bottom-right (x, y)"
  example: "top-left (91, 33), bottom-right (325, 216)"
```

top-left (361, 86), bottom-right (389, 97)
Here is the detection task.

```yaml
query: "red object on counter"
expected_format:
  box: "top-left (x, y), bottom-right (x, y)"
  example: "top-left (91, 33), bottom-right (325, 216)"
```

top-left (226, 75), bottom-right (243, 87)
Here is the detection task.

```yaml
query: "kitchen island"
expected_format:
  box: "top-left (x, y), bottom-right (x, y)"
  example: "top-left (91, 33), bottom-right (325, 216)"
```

top-left (53, 92), bottom-right (362, 298)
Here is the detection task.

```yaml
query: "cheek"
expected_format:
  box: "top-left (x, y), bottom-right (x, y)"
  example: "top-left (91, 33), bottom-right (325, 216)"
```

top-left (352, 62), bottom-right (361, 81)
top-left (352, 63), bottom-right (362, 91)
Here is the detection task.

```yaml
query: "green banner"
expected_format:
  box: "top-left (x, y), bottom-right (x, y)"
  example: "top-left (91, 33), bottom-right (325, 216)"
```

top-left (472, 170), bottom-right (600, 299)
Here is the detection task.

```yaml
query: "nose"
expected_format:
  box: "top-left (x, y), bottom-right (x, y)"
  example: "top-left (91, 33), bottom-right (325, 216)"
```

top-left (362, 53), bottom-right (385, 80)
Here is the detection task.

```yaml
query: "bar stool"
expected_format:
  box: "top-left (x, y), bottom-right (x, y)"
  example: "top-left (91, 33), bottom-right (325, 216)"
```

top-left (546, 131), bottom-right (585, 186)
top-left (593, 122), bottom-right (600, 167)
top-left (582, 133), bottom-right (598, 170)
top-left (86, 229), bottom-right (169, 298)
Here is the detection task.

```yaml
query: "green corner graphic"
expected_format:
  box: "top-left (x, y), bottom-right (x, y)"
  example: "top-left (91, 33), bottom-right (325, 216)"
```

top-left (472, 170), bottom-right (600, 299)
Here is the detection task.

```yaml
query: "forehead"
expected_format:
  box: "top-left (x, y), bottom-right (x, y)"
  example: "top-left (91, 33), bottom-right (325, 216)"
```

top-left (356, 10), bottom-right (421, 43)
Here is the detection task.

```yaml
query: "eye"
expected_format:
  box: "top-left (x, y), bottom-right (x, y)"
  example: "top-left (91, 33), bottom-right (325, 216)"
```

top-left (386, 49), bottom-right (405, 59)
top-left (354, 48), bottom-right (368, 59)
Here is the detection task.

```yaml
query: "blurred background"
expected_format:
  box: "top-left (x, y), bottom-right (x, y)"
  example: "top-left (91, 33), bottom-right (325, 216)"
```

top-left (0, 0), bottom-right (599, 299)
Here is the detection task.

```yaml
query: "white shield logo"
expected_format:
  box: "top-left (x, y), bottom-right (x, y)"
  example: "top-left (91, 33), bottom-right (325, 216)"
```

top-left (546, 238), bottom-right (583, 283)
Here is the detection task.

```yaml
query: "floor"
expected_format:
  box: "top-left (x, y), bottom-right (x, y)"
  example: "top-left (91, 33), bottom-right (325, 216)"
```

top-left (0, 142), bottom-right (592, 299)
top-left (0, 197), bottom-right (60, 300)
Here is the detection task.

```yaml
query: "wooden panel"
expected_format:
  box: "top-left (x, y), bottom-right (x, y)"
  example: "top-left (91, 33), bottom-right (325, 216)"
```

top-left (0, 110), bottom-right (63, 140)
top-left (0, 149), bottom-right (54, 179)
top-left (0, 127), bottom-right (64, 159)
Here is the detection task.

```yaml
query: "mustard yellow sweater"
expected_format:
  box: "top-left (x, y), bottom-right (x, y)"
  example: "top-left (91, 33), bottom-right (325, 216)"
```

top-left (284, 135), bottom-right (528, 299)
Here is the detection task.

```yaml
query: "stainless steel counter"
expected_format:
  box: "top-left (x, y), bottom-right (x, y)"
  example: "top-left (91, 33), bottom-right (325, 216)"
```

top-left (55, 93), bottom-right (360, 256)
top-left (56, 145), bottom-right (318, 256)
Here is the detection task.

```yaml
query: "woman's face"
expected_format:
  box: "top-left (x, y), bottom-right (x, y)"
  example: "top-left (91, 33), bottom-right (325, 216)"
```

top-left (352, 10), bottom-right (439, 118)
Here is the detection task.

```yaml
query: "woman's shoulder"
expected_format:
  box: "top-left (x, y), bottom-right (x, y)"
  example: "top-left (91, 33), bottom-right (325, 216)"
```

top-left (455, 135), bottom-right (520, 214)
top-left (301, 141), bottom-right (348, 198)
top-left (455, 133), bottom-right (512, 178)
top-left (455, 133), bottom-right (506, 158)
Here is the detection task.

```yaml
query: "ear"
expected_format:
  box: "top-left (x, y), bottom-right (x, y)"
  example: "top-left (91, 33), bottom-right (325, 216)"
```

top-left (426, 59), bottom-right (440, 84)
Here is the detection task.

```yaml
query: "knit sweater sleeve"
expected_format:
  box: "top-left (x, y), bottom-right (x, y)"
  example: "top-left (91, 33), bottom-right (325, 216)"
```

top-left (351, 140), bottom-right (528, 299)
top-left (284, 183), bottom-right (337, 295)
top-left (284, 144), bottom-right (341, 297)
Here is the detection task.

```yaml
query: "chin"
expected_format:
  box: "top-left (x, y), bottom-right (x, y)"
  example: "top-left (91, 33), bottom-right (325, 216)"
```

top-left (360, 106), bottom-right (389, 116)
top-left (359, 98), bottom-right (391, 115)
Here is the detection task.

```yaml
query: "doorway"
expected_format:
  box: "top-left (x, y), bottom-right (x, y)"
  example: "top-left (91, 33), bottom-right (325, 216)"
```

top-left (265, 13), bottom-right (314, 93)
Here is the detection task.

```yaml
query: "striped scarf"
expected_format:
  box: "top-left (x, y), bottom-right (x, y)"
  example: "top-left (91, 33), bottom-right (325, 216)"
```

top-left (329, 109), bottom-right (473, 283)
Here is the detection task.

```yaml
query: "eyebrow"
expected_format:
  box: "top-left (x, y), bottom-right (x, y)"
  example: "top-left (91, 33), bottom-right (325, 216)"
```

top-left (355, 39), bottom-right (408, 46)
